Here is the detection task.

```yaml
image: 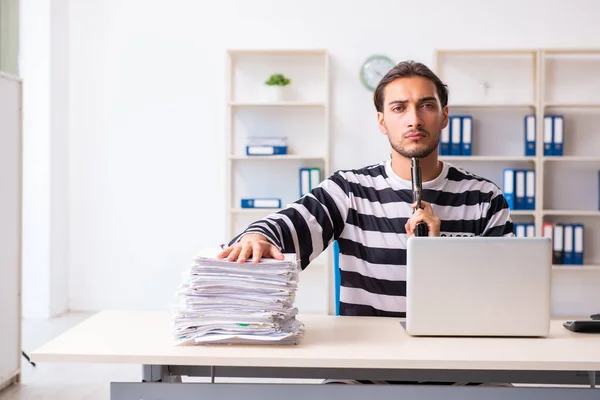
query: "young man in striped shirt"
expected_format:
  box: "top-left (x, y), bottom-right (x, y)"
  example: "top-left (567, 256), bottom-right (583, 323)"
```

top-left (218, 60), bottom-right (514, 318)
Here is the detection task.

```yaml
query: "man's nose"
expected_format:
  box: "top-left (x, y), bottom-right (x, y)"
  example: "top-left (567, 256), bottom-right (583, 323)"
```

top-left (406, 106), bottom-right (424, 128)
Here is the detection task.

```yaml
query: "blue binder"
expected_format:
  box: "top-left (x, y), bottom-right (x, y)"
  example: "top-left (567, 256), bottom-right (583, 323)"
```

top-left (552, 115), bottom-right (564, 156)
top-left (525, 170), bottom-right (535, 210)
top-left (563, 224), bottom-right (574, 265)
top-left (543, 115), bottom-right (553, 156)
top-left (503, 168), bottom-right (515, 210)
top-left (573, 224), bottom-right (584, 265)
top-left (439, 124), bottom-right (450, 155)
top-left (515, 169), bottom-right (526, 210)
top-left (450, 116), bottom-right (462, 156)
top-left (241, 198), bottom-right (281, 208)
top-left (461, 116), bottom-right (472, 156)
top-left (524, 114), bottom-right (536, 156)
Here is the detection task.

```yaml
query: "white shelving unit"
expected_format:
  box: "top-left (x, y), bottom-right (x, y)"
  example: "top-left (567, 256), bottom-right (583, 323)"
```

top-left (435, 49), bottom-right (600, 273)
top-left (225, 49), bottom-right (331, 313)
top-left (0, 71), bottom-right (22, 391)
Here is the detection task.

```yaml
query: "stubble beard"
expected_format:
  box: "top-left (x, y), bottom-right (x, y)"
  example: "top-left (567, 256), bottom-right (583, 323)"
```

top-left (389, 128), bottom-right (441, 159)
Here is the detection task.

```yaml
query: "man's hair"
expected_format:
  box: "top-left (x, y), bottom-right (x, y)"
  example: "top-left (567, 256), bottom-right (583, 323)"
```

top-left (373, 60), bottom-right (449, 113)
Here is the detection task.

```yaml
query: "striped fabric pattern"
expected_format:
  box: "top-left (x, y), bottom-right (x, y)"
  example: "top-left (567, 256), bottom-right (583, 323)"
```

top-left (229, 160), bottom-right (514, 317)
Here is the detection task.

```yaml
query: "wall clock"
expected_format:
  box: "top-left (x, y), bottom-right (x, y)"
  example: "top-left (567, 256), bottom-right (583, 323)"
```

top-left (360, 54), bottom-right (395, 91)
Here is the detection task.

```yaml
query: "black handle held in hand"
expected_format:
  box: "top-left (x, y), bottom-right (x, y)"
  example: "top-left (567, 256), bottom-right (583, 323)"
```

top-left (411, 158), bottom-right (429, 237)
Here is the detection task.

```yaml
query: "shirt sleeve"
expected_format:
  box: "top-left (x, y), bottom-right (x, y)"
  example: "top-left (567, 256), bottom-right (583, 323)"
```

top-left (227, 171), bottom-right (351, 269)
top-left (481, 188), bottom-right (515, 237)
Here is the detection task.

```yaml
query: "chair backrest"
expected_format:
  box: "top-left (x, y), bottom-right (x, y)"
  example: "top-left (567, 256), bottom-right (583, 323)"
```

top-left (333, 240), bottom-right (341, 316)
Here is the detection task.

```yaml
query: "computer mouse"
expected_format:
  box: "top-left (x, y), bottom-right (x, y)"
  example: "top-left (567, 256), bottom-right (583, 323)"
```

top-left (591, 313), bottom-right (600, 321)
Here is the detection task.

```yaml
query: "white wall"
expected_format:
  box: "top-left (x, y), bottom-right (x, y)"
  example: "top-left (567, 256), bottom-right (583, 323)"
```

top-left (20, 0), bottom-right (69, 318)
top-left (63, 0), bottom-right (600, 313)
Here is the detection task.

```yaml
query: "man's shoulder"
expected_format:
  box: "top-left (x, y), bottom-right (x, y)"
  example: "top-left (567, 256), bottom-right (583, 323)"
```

top-left (444, 162), bottom-right (502, 192)
top-left (332, 161), bottom-right (388, 181)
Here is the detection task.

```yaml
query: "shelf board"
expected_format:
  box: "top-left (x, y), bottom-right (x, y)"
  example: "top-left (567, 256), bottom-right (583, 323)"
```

top-left (227, 49), bottom-right (328, 56)
top-left (543, 210), bottom-right (600, 217)
top-left (544, 103), bottom-right (600, 108)
top-left (229, 155), bottom-right (326, 161)
top-left (229, 101), bottom-right (326, 107)
top-left (543, 156), bottom-right (600, 162)
top-left (441, 156), bottom-right (536, 162)
top-left (447, 103), bottom-right (535, 108)
top-left (553, 265), bottom-right (600, 271)
top-left (510, 210), bottom-right (535, 216)
top-left (230, 208), bottom-right (282, 214)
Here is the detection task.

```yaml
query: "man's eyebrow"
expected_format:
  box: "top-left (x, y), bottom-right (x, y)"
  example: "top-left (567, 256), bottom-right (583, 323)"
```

top-left (387, 96), bottom-right (437, 106)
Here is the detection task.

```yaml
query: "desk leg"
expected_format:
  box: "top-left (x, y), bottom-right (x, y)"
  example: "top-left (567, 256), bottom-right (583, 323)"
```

top-left (589, 371), bottom-right (596, 389)
top-left (142, 365), bottom-right (182, 383)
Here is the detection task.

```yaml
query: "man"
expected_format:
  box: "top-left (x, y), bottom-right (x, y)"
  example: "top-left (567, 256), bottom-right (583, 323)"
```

top-left (218, 60), bottom-right (514, 318)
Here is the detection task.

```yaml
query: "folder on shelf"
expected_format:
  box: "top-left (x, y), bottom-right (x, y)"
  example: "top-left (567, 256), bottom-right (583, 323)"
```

top-left (524, 114), bottom-right (536, 156)
top-left (525, 170), bottom-right (535, 210)
top-left (543, 222), bottom-right (554, 261)
top-left (515, 169), bottom-right (526, 210)
top-left (543, 115), bottom-right (553, 156)
top-left (440, 123), bottom-right (450, 155)
top-left (553, 223), bottom-right (564, 265)
top-left (461, 116), bottom-right (472, 156)
top-left (299, 168), bottom-right (310, 197)
top-left (563, 224), bottom-right (574, 265)
top-left (503, 169), bottom-right (515, 210)
top-left (552, 115), bottom-right (564, 156)
top-left (309, 168), bottom-right (322, 189)
top-left (526, 223), bottom-right (535, 237)
top-left (241, 198), bottom-right (282, 208)
top-left (515, 224), bottom-right (526, 238)
top-left (450, 116), bottom-right (462, 156)
top-left (574, 224), bottom-right (584, 265)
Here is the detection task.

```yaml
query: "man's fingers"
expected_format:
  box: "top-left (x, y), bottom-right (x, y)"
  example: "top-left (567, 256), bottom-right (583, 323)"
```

top-left (268, 245), bottom-right (285, 260)
top-left (217, 245), bottom-right (232, 258)
top-left (226, 246), bottom-right (241, 261)
top-left (237, 244), bottom-right (253, 263)
top-left (251, 242), bottom-right (264, 263)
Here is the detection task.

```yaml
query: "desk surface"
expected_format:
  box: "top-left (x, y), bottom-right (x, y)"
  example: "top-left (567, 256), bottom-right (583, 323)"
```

top-left (31, 310), bottom-right (600, 371)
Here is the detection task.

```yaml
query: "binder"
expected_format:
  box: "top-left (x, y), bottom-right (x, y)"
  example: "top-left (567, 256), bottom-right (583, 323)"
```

top-left (573, 224), bottom-right (584, 265)
top-left (563, 224), bottom-right (574, 265)
top-left (543, 222), bottom-right (553, 262)
top-left (524, 114), bottom-right (536, 156)
top-left (515, 170), bottom-right (526, 210)
top-left (461, 116), bottom-right (472, 156)
top-left (552, 115), bottom-right (564, 156)
top-left (450, 116), bottom-right (462, 156)
top-left (525, 170), bottom-right (535, 210)
top-left (299, 168), bottom-right (310, 196)
top-left (503, 169), bottom-right (515, 210)
top-left (543, 115), bottom-right (553, 156)
top-left (241, 198), bottom-right (281, 208)
top-left (553, 223), bottom-right (564, 265)
top-left (246, 145), bottom-right (287, 156)
top-left (309, 168), bottom-right (321, 189)
top-left (526, 223), bottom-right (535, 238)
top-left (515, 224), bottom-right (526, 238)
top-left (440, 124), bottom-right (450, 155)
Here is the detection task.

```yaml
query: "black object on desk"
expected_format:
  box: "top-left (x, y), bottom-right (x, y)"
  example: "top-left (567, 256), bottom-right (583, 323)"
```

top-left (590, 313), bottom-right (600, 320)
top-left (563, 319), bottom-right (600, 333)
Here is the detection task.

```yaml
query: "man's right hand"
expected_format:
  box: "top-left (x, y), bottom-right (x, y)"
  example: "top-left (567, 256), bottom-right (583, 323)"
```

top-left (216, 233), bottom-right (284, 264)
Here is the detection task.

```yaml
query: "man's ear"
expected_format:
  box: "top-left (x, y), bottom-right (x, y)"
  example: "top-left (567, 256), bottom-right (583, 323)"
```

top-left (441, 105), bottom-right (449, 129)
top-left (377, 111), bottom-right (387, 135)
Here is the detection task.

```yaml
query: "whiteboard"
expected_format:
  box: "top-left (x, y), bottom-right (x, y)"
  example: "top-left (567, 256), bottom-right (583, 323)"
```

top-left (0, 71), bottom-right (22, 388)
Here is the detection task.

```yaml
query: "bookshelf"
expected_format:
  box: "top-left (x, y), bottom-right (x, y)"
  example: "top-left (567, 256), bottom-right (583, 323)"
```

top-left (225, 49), bottom-right (331, 313)
top-left (434, 49), bottom-right (600, 270)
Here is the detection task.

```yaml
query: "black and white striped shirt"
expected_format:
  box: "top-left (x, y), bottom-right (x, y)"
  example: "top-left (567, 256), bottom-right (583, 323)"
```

top-left (229, 160), bottom-right (514, 317)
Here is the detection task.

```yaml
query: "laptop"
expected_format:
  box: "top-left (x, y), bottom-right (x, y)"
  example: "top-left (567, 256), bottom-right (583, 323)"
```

top-left (405, 236), bottom-right (552, 337)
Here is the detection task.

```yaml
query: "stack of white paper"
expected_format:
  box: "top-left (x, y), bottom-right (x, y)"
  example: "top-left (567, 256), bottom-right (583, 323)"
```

top-left (173, 249), bottom-right (304, 345)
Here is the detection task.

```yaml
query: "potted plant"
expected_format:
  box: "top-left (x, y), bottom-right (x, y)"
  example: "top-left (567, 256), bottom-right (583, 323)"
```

top-left (265, 73), bottom-right (291, 101)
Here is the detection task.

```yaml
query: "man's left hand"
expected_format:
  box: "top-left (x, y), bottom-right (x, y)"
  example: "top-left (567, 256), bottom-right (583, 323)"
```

top-left (405, 200), bottom-right (441, 237)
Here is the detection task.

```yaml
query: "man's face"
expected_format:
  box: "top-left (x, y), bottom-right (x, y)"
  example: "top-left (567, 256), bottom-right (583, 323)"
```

top-left (377, 76), bottom-right (448, 159)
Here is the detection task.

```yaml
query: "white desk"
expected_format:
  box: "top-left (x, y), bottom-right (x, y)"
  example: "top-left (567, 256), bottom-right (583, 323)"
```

top-left (31, 310), bottom-right (600, 400)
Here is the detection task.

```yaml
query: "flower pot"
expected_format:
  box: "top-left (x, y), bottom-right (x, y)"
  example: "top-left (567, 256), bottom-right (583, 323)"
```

top-left (267, 85), bottom-right (289, 102)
